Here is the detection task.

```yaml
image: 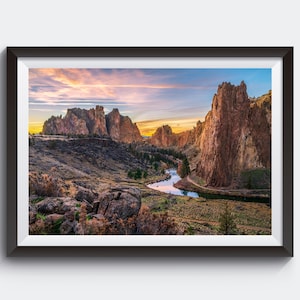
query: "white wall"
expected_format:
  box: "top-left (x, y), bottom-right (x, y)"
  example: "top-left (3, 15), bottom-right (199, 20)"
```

top-left (0, 1), bottom-right (298, 299)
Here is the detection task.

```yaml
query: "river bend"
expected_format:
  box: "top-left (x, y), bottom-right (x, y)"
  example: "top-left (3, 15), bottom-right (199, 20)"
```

top-left (147, 169), bottom-right (199, 198)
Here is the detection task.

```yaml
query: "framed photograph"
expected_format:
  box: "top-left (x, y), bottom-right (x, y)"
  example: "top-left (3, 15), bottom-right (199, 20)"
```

top-left (7, 47), bottom-right (293, 257)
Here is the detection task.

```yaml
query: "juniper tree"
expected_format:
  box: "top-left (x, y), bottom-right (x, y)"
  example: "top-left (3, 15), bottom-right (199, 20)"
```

top-left (179, 156), bottom-right (190, 178)
top-left (218, 201), bottom-right (238, 235)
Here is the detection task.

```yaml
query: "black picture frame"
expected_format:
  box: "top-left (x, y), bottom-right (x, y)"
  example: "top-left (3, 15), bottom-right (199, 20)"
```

top-left (6, 47), bottom-right (293, 257)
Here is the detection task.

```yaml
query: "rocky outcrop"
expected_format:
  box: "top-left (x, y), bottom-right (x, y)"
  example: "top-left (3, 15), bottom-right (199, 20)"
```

top-left (42, 106), bottom-right (142, 143)
top-left (106, 108), bottom-right (142, 143)
top-left (29, 186), bottom-right (142, 235)
top-left (33, 184), bottom-right (141, 222)
top-left (178, 120), bottom-right (204, 148)
top-left (92, 187), bottom-right (141, 219)
top-left (148, 82), bottom-right (271, 188)
top-left (149, 121), bottom-right (204, 149)
top-left (149, 125), bottom-right (177, 147)
top-left (195, 82), bottom-right (271, 187)
top-left (42, 105), bottom-right (107, 136)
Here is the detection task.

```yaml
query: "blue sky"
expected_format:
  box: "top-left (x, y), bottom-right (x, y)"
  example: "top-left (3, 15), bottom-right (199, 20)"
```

top-left (29, 68), bottom-right (271, 135)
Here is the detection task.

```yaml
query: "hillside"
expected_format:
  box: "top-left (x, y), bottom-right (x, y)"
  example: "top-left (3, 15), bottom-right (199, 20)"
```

top-left (29, 136), bottom-right (271, 235)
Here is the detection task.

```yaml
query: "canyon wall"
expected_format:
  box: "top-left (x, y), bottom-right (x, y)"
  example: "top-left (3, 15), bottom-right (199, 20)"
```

top-left (195, 82), bottom-right (271, 187)
top-left (149, 82), bottom-right (271, 188)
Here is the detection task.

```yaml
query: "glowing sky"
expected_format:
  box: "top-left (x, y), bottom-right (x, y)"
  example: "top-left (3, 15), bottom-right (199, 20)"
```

top-left (29, 68), bottom-right (271, 135)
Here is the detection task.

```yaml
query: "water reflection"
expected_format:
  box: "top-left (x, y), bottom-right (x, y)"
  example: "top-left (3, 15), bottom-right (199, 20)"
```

top-left (147, 169), bottom-right (199, 198)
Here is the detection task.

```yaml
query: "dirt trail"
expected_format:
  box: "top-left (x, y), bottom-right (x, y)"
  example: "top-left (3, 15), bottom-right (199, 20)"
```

top-left (186, 176), bottom-right (270, 199)
top-left (187, 175), bottom-right (244, 194)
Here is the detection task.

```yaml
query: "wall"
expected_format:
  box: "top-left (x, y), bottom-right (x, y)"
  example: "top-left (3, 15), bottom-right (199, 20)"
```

top-left (0, 1), bottom-right (298, 299)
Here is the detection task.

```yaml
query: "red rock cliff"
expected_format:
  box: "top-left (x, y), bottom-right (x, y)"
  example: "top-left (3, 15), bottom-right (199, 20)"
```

top-left (149, 125), bottom-right (177, 147)
top-left (195, 82), bottom-right (271, 187)
top-left (148, 82), bottom-right (271, 188)
top-left (42, 106), bottom-right (142, 143)
top-left (106, 108), bottom-right (142, 143)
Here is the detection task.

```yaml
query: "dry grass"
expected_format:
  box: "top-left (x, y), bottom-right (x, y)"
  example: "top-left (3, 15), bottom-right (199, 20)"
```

top-left (141, 192), bottom-right (271, 235)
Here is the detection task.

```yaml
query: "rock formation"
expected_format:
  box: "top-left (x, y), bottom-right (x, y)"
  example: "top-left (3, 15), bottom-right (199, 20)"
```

top-left (106, 108), bottom-right (142, 143)
top-left (150, 125), bottom-right (177, 147)
top-left (42, 106), bottom-right (142, 143)
top-left (92, 187), bottom-right (141, 219)
top-left (195, 82), bottom-right (271, 187)
top-left (42, 105), bottom-right (107, 136)
top-left (148, 82), bottom-right (271, 188)
top-left (149, 123), bottom-right (202, 148)
top-left (30, 186), bottom-right (142, 235)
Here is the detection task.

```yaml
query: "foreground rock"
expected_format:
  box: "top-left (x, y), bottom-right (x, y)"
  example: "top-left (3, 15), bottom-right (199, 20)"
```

top-left (29, 186), bottom-right (178, 235)
top-left (93, 187), bottom-right (141, 219)
top-left (29, 186), bottom-right (141, 233)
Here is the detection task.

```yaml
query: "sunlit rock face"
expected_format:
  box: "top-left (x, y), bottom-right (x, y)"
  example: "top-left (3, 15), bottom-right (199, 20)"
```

top-left (42, 106), bottom-right (107, 136)
top-left (147, 82), bottom-right (271, 188)
top-left (149, 125), bottom-right (177, 147)
top-left (195, 82), bottom-right (271, 187)
top-left (42, 106), bottom-right (142, 143)
top-left (106, 108), bottom-right (142, 143)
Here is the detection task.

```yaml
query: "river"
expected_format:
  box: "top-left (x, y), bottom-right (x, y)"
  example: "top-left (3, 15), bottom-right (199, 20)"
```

top-left (147, 169), bottom-right (199, 198)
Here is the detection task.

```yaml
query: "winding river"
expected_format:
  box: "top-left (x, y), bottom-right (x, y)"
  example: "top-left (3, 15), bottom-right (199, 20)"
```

top-left (147, 169), bottom-right (199, 198)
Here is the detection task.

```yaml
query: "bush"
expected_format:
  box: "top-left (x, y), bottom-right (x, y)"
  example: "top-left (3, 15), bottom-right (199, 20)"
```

top-left (29, 172), bottom-right (65, 197)
top-left (127, 168), bottom-right (147, 180)
top-left (75, 204), bottom-right (179, 235)
top-left (239, 169), bottom-right (271, 189)
top-left (47, 140), bottom-right (57, 150)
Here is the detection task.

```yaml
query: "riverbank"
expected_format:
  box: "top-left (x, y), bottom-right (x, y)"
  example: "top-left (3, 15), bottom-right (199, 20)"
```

top-left (144, 172), bottom-right (171, 185)
top-left (174, 176), bottom-right (271, 204)
top-left (146, 169), bottom-right (199, 198)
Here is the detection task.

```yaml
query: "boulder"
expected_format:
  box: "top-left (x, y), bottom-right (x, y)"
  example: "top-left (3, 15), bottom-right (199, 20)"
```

top-left (75, 188), bottom-right (98, 204)
top-left (93, 187), bottom-right (141, 219)
top-left (36, 197), bottom-right (81, 214)
top-left (60, 209), bottom-right (77, 234)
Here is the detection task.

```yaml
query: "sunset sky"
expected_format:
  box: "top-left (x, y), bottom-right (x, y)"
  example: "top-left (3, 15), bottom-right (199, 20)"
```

top-left (29, 68), bottom-right (271, 136)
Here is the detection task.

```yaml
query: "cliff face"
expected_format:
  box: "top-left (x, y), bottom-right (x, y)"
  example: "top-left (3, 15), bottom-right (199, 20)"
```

top-left (106, 108), bottom-right (142, 143)
top-left (42, 106), bottom-right (142, 143)
top-left (42, 105), bottom-right (107, 136)
top-left (149, 121), bottom-right (203, 148)
top-left (148, 82), bottom-right (271, 188)
top-left (149, 125), bottom-right (177, 147)
top-left (42, 111), bottom-right (89, 136)
top-left (196, 82), bottom-right (271, 187)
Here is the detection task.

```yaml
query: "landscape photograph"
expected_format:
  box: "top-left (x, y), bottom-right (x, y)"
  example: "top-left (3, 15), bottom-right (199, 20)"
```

top-left (28, 68), bottom-right (272, 236)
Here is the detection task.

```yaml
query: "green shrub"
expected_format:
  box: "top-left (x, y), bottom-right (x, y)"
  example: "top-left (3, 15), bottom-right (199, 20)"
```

top-left (36, 212), bottom-right (46, 221)
top-left (240, 169), bottom-right (271, 189)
